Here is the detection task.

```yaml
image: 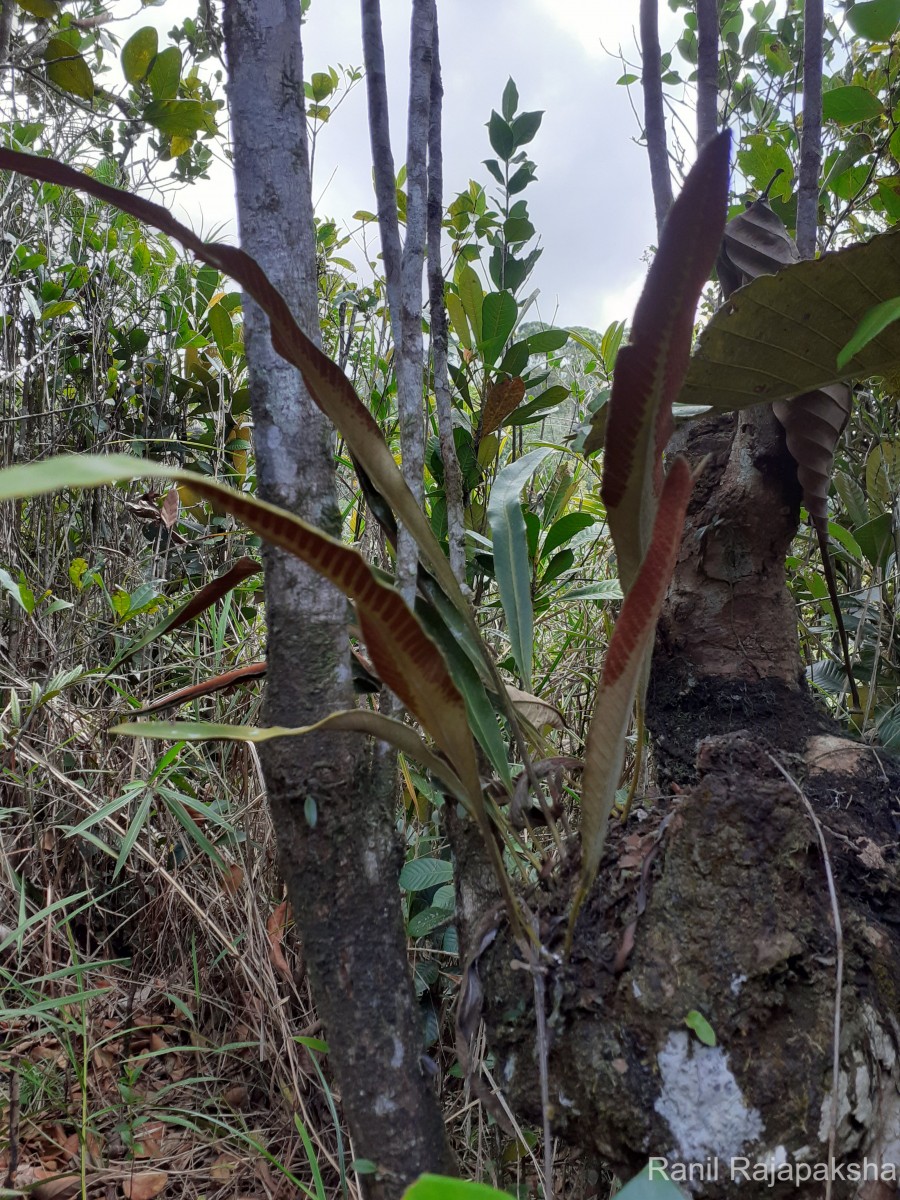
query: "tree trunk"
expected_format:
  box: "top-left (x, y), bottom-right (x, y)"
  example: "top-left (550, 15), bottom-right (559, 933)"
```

top-left (474, 406), bottom-right (900, 1197)
top-left (221, 3), bottom-right (453, 1192)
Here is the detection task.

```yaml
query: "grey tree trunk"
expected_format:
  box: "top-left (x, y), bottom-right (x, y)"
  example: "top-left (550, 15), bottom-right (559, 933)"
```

top-left (221, 3), bottom-right (453, 1192)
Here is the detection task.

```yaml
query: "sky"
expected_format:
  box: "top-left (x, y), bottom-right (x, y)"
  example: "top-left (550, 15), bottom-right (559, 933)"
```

top-left (116, 0), bottom-right (686, 332)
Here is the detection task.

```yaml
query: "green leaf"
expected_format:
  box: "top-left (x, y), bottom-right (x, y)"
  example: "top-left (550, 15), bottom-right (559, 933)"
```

top-left (681, 226), bottom-right (900, 410)
top-left (44, 38), bottom-right (94, 100)
top-left (207, 301), bottom-right (234, 360)
top-left (445, 292), bottom-right (471, 351)
top-left (615, 1164), bottom-right (688, 1199)
top-left (854, 512), bottom-right (893, 567)
top-left (486, 447), bottom-right (553, 690)
top-left (487, 110), bottom-right (514, 161)
top-left (310, 70), bottom-right (336, 101)
top-left (145, 99), bottom-right (213, 138)
top-left (121, 26), bottom-right (158, 83)
top-left (822, 85), bottom-right (883, 124)
top-left (685, 1009), bottom-right (717, 1046)
top-left (456, 264), bottom-right (484, 344)
top-left (510, 110), bottom-right (543, 148)
top-left (403, 1176), bottom-right (510, 1200)
top-left (407, 906), bottom-right (454, 938)
top-left (18, 0), bottom-right (59, 16)
top-left (539, 548), bottom-right (574, 588)
top-left (399, 858), bottom-right (453, 892)
top-left (847, 0), bottom-right (900, 41)
top-left (561, 580), bottom-right (624, 602)
top-left (541, 511), bottom-right (596, 559)
top-left (479, 291), bottom-right (517, 365)
top-left (527, 328), bottom-right (570, 354)
top-left (501, 77), bottom-right (518, 122)
top-left (40, 300), bottom-right (76, 320)
top-left (837, 296), bottom-right (900, 368)
top-left (148, 46), bottom-right (182, 102)
top-left (507, 384), bottom-right (569, 426)
top-left (736, 135), bottom-right (793, 201)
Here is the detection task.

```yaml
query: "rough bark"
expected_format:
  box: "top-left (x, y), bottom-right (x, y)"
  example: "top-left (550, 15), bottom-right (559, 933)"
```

top-left (221, 3), bottom-right (453, 1191)
top-left (696, 0), bottom-right (719, 149)
top-left (640, 0), bottom-right (673, 237)
top-left (426, 14), bottom-right (467, 583)
top-left (0, 0), bottom-right (15, 67)
top-left (797, 0), bottom-right (824, 259)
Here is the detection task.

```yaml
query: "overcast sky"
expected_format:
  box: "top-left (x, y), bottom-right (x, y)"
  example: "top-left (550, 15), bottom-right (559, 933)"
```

top-left (119, 1), bottom-right (686, 332)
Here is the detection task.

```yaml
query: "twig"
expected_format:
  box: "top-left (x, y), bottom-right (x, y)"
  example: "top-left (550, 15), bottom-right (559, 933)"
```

top-left (639, 0), bottom-right (673, 236)
top-left (767, 753), bottom-right (843, 1199)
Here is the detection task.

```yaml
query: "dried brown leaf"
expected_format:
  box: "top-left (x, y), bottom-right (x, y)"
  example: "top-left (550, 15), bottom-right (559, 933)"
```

top-left (481, 376), bottom-right (525, 436)
top-left (122, 1170), bottom-right (169, 1199)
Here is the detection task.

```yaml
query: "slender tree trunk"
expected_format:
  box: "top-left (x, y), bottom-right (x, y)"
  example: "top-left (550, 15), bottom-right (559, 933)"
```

top-left (696, 0), bottom-right (719, 149)
top-left (0, 0), bottom-right (14, 66)
top-left (640, 0), bottom-right (673, 236)
top-left (361, 0), bottom-right (433, 605)
top-left (797, 0), bottom-right (824, 258)
top-left (426, 14), bottom-right (467, 583)
top-left (221, 4), bottom-right (453, 1192)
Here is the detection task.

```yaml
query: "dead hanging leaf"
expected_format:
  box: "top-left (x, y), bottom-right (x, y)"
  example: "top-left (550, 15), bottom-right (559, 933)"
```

top-left (122, 1170), bottom-right (169, 1200)
top-left (505, 685), bottom-right (565, 732)
top-left (220, 861), bottom-right (244, 895)
top-left (160, 487), bottom-right (179, 530)
top-left (137, 661), bottom-right (267, 713)
top-left (717, 182), bottom-right (799, 299)
top-left (481, 376), bottom-right (526, 437)
top-left (772, 384), bottom-right (852, 521)
top-left (266, 901), bottom-right (293, 983)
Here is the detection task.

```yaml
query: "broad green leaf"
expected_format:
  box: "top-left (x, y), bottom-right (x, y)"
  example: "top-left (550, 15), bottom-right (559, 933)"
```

top-left (479, 291), bottom-right (517, 365)
top-left (456, 264), bottom-right (484, 344)
top-left (576, 459), bottom-right (695, 912)
top-left (207, 300), bottom-right (234, 359)
top-left (833, 469), bottom-right (869, 527)
top-left (854, 512), bottom-right (893, 567)
top-left (446, 291), bottom-right (471, 350)
top-left (403, 1176), bottom-right (509, 1200)
top-left (561, 580), bottom-right (623, 602)
top-left (487, 110), bottom-right (513, 160)
top-left (540, 548), bottom-right (574, 588)
top-left (822, 85), bottom-right (883, 124)
top-left (847, 0), bottom-right (900, 41)
top-left (18, 0), bottom-right (59, 16)
top-left (407, 906), bottom-right (454, 938)
top-left (487, 447), bottom-right (553, 690)
top-left (510, 110), bottom-right (543, 147)
top-left (681, 225), bottom-right (900, 409)
top-left (737, 135), bottom-right (793, 202)
top-left (111, 711), bottom-right (469, 806)
top-left (507, 385), bottom-right (569, 426)
top-left (399, 858), bottom-right (453, 892)
top-left (540, 511), bottom-right (595, 559)
top-left (121, 26), bottom-right (158, 83)
top-left (526, 328), bottom-right (569, 354)
top-left (44, 38), bottom-right (94, 100)
top-left (685, 1009), bottom-right (717, 1046)
top-left (615, 1164), bottom-right (688, 1199)
top-left (865, 441), bottom-right (900, 508)
top-left (41, 300), bottom-right (76, 320)
top-left (148, 46), bottom-right (182, 102)
top-left (501, 77), bottom-right (518, 121)
top-left (145, 99), bottom-right (213, 138)
top-left (837, 296), bottom-right (900, 368)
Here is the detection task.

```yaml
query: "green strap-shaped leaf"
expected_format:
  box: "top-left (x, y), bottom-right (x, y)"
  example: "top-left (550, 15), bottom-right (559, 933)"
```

top-left (111, 710), bottom-right (468, 806)
top-left (0, 149), bottom-right (468, 624)
top-left (486, 447), bottom-right (553, 690)
top-left (574, 457), bottom-right (695, 916)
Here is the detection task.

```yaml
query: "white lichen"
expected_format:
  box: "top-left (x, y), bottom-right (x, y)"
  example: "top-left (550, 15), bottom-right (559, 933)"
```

top-left (655, 1030), bottom-right (763, 1161)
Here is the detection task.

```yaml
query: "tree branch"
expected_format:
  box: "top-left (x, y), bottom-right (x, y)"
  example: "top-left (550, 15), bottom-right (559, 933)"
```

top-left (696, 0), bottom-right (719, 149)
top-left (0, 0), bottom-right (16, 67)
top-left (640, 0), bottom-right (673, 237)
top-left (426, 12), bottom-right (466, 582)
top-left (797, 0), bottom-right (824, 259)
